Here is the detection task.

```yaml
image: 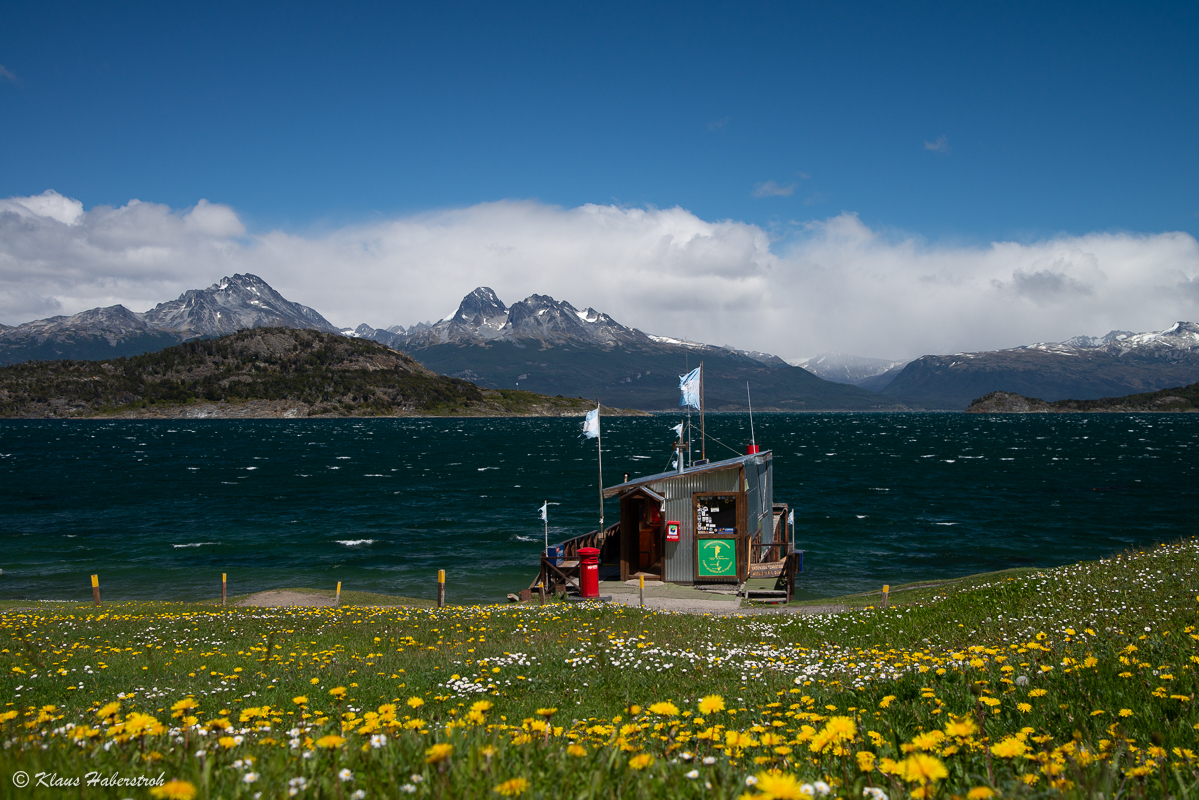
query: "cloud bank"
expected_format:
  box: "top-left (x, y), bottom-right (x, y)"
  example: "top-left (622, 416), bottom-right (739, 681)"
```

top-left (3, 190), bottom-right (1198, 360)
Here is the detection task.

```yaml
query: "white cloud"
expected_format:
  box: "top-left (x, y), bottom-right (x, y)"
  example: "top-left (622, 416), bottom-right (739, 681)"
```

top-left (925, 134), bottom-right (950, 153)
top-left (751, 180), bottom-right (795, 198)
top-left (2, 190), bottom-right (1198, 362)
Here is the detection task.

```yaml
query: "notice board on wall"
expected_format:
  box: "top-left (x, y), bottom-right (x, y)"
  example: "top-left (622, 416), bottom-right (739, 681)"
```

top-left (696, 537), bottom-right (737, 578)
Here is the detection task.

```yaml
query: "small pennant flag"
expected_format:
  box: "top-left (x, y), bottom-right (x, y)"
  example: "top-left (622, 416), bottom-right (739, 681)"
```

top-left (582, 406), bottom-right (600, 439)
top-left (787, 510), bottom-right (794, 527)
top-left (679, 367), bottom-right (701, 409)
top-left (539, 501), bottom-right (548, 521)
top-left (671, 422), bottom-right (684, 439)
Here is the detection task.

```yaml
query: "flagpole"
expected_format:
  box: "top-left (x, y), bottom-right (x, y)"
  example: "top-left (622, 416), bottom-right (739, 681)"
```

top-left (700, 361), bottom-right (706, 461)
top-left (686, 355), bottom-right (692, 467)
top-left (543, 502), bottom-right (549, 554)
top-left (596, 400), bottom-right (604, 529)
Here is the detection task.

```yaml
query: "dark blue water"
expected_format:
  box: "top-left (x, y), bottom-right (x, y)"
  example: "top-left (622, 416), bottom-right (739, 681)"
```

top-left (1, 414), bottom-right (1195, 604)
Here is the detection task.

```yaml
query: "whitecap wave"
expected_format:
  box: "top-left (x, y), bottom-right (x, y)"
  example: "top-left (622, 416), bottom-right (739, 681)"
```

top-left (173, 542), bottom-right (219, 548)
top-left (513, 535), bottom-right (538, 542)
top-left (336, 539), bottom-right (376, 546)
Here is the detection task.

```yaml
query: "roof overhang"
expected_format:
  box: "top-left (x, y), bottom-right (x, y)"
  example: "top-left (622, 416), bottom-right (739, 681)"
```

top-left (603, 450), bottom-right (771, 499)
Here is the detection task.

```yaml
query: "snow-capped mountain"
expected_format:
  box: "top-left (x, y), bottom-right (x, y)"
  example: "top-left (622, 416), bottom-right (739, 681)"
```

top-left (0, 274), bottom-right (337, 364)
top-left (382, 287), bottom-right (653, 349)
top-left (341, 287), bottom-right (905, 411)
top-left (142, 274), bottom-right (337, 338)
top-left (882, 321), bottom-right (1199, 409)
top-left (1023, 321), bottom-right (1199, 358)
top-left (788, 352), bottom-right (910, 387)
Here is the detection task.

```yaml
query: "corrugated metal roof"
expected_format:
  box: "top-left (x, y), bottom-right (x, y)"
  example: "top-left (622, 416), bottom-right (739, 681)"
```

top-left (603, 451), bottom-right (772, 499)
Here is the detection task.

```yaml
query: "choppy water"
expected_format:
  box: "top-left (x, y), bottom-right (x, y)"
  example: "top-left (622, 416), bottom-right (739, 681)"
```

top-left (0, 413), bottom-right (1195, 604)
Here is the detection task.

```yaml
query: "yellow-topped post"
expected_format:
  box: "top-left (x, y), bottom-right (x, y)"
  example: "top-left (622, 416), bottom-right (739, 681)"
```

top-left (882, 584), bottom-right (890, 609)
top-left (90, 574), bottom-right (100, 607)
top-left (221, 573), bottom-right (227, 606)
top-left (335, 581), bottom-right (342, 607)
top-left (437, 570), bottom-right (446, 608)
top-left (639, 574), bottom-right (645, 607)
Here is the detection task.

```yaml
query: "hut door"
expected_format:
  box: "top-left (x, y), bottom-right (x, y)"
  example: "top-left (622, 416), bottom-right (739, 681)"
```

top-left (637, 497), bottom-right (664, 574)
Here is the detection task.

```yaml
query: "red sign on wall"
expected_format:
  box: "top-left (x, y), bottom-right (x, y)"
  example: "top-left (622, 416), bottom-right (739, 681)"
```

top-left (666, 521), bottom-right (680, 541)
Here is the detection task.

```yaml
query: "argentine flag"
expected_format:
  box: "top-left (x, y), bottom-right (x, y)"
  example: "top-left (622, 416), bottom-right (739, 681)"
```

top-left (679, 367), bottom-right (701, 409)
top-left (582, 407), bottom-right (600, 439)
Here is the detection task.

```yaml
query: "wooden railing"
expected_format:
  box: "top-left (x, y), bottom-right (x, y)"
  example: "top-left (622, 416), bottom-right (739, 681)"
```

top-left (781, 550), bottom-right (802, 603)
top-left (529, 523), bottom-right (619, 594)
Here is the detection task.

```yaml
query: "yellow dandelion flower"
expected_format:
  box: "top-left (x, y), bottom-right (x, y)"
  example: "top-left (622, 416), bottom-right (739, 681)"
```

top-left (991, 737), bottom-right (1028, 758)
top-left (753, 772), bottom-right (807, 799)
top-left (1119, 708), bottom-right (1133, 717)
top-left (493, 777), bottom-right (529, 797)
top-left (698, 695), bottom-right (726, 715)
top-left (309, 677), bottom-right (320, 685)
top-left (316, 735), bottom-right (346, 749)
top-left (535, 707), bottom-right (558, 718)
top-left (824, 715), bottom-right (857, 741)
top-left (648, 701), bottom-right (679, 717)
top-left (944, 716), bottom-right (977, 738)
top-left (407, 697), bottom-right (425, 708)
top-left (329, 687), bottom-right (347, 699)
top-left (471, 700), bottom-right (494, 713)
top-left (856, 751), bottom-right (876, 772)
top-left (426, 743), bottom-right (454, 764)
top-left (567, 743), bottom-right (587, 757)
top-left (879, 695), bottom-right (897, 708)
top-left (169, 698), bottom-right (197, 716)
top-left (1017, 702), bottom-right (1032, 713)
top-left (96, 702), bottom-right (121, 719)
top-left (966, 788), bottom-right (996, 799)
top-left (150, 780), bottom-right (197, 800)
top-left (628, 753), bottom-right (654, 770)
top-left (904, 753), bottom-right (948, 785)
top-left (292, 696), bottom-right (308, 706)
top-left (217, 736), bottom-right (239, 749)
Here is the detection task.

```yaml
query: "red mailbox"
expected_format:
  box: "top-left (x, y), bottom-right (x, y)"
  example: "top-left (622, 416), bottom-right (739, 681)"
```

top-left (578, 547), bottom-right (600, 599)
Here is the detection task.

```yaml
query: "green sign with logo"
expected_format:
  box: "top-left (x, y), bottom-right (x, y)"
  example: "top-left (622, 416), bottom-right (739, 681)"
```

top-left (697, 537), bottom-right (737, 578)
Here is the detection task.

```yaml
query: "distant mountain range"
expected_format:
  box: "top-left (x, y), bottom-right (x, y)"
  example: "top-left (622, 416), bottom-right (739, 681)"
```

top-left (344, 287), bottom-right (904, 411)
top-left (788, 352), bottom-right (910, 390)
top-left (6, 274), bottom-right (1197, 413)
top-left (881, 322), bottom-right (1199, 409)
top-left (0, 274), bottom-right (338, 364)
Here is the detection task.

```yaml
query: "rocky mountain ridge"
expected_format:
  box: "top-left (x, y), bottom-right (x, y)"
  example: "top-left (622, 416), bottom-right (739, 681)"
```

top-left (344, 287), bottom-right (906, 411)
top-left (881, 321), bottom-right (1199, 409)
top-left (0, 274), bottom-right (338, 364)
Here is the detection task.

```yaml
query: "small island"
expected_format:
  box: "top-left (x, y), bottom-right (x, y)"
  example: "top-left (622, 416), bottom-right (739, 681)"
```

top-left (0, 328), bottom-right (643, 419)
top-left (966, 382), bottom-right (1199, 413)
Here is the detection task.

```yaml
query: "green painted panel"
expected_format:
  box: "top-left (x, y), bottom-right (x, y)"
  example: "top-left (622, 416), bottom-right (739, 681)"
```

top-left (697, 537), bottom-right (737, 578)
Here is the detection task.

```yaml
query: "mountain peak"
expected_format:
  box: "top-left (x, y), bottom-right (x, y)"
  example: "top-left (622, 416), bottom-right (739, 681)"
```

top-left (452, 287), bottom-right (508, 327)
top-left (143, 274), bottom-right (338, 338)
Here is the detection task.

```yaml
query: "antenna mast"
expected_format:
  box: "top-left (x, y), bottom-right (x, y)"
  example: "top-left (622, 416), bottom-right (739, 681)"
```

top-left (747, 381), bottom-right (756, 448)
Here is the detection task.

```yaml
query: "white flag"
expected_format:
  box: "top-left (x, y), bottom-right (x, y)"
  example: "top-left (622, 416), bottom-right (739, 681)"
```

top-left (787, 510), bottom-right (794, 527)
top-left (679, 367), bottom-right (701, 409)
top-left (582, 406), bottom-right (600, 439)
top-left (539, 501), bottom-right (548, 521)
top-left (671, 422), bottom-right (684, 439)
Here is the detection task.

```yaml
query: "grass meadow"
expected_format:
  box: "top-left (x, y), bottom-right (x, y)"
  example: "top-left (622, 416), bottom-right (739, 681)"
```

top-left (2, 539), bottom-right (1198, 799)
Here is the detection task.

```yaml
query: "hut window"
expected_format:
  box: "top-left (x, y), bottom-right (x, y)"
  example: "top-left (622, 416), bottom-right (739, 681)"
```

top-left (696, 495), bottom-right (737, 535)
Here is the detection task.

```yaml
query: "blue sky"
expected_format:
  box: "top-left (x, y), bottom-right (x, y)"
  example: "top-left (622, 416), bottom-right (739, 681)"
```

top-left (4, 1), bottom-right (1196, 239)
top-left (3, 2), bottom-right (1199, 358)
